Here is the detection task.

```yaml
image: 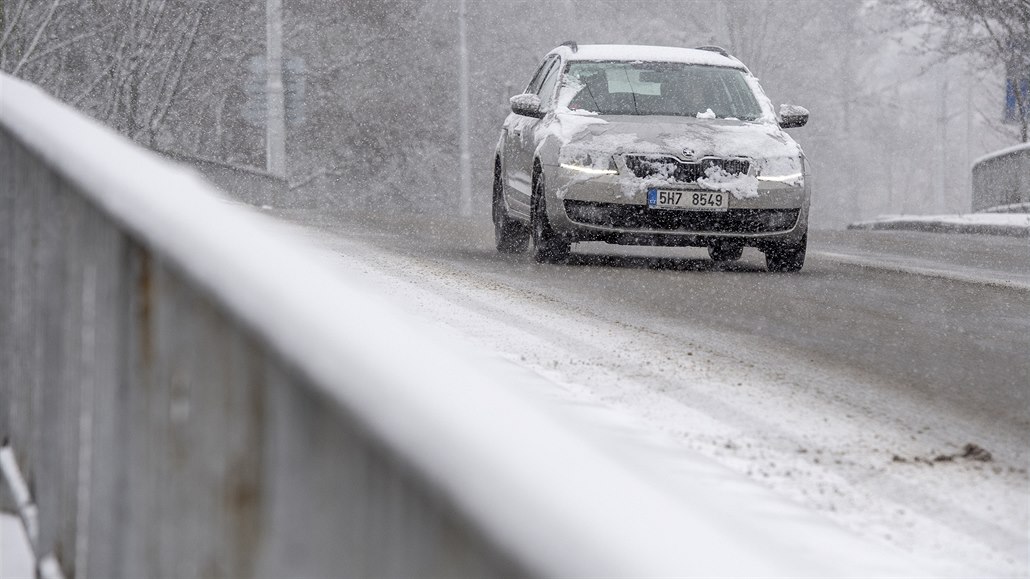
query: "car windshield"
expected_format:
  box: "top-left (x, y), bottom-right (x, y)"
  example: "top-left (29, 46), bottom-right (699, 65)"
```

top-left (563, 61), bottom-right (762, 120)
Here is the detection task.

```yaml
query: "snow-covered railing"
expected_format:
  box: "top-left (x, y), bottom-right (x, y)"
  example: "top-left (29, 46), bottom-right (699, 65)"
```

top-left (156, 148), bottom-right (287, 208)
top-left (0, 72), bottom-right (921, 578)
top-left (972, 143), bottom-right (1030, 212)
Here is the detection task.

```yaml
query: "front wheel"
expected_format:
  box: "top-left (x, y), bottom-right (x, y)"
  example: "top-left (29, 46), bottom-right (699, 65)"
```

top-left (765, 234), bottom-right (807, 272)
top-left (493, 160), bottom-right (529, 253)
top-left (531, 170), bottom-right (571, 264)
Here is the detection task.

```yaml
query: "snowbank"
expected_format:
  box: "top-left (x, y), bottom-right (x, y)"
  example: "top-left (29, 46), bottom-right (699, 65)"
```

top-left (0, 513), bottom-right (33, 579)
top-left (848, 212), bottom-right (1030, 237)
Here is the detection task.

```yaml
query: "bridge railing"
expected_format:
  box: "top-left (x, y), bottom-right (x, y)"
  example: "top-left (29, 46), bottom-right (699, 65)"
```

top-left (972, 143), bottom-right (1030, 212)
top-left (1, 72), bottom-right (919, 578)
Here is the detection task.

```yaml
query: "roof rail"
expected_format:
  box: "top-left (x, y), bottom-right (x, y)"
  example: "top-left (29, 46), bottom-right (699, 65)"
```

top-left (694, 45), bottom-right (732, 58)
top-left (560, 40), bottom-right (578, 53)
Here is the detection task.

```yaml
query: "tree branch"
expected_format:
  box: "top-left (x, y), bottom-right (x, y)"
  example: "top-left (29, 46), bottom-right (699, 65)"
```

top-left (144, 4), bottom-right (206, 144)
top-left (0, 0), bottom-right (30, 55)
top-left (19, 23), bottom-right (112, 67)
top-left (11, 0), bottom-right (61, 76)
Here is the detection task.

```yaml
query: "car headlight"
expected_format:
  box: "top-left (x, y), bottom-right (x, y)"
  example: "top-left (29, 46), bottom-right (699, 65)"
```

top-left (756, 156), bottom-right (804, 186)
top-left (757, 172), bottom-right (804, 183)
top-left (559, 154), bottom-right (618, 175)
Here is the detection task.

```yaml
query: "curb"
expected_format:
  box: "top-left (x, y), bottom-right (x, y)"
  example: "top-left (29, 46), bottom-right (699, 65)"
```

top-left (847, 219), bottom-right (1030, 238)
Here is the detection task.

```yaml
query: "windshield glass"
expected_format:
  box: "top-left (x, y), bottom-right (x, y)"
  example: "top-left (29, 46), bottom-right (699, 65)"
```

top-left (563, 61), bottom-right (762, 120)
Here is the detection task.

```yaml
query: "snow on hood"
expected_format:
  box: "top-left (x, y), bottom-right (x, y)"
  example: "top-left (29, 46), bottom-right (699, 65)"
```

top-left (554, 114), bottom-right (803, 199)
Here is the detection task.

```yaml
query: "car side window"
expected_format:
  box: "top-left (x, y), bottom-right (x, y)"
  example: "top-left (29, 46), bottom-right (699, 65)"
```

top-left (535, 58), bottom-right (563, 106)
top-left (524, 56), bottom-right (554, 95)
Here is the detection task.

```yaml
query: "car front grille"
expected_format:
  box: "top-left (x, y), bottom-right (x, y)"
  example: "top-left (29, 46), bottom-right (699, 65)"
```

top-left (564, 200), bottom-right (799, 234)
top-left (623, 155), bottom-right (750, 183)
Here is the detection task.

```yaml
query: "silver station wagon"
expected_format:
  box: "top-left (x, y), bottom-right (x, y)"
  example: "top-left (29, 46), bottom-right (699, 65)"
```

top-left (492, 42), bottom-right (811, 271)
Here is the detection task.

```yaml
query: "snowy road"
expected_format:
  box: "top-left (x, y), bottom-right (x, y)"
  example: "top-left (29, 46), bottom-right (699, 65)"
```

top-left (272, 207), bottom-right (1028, 576)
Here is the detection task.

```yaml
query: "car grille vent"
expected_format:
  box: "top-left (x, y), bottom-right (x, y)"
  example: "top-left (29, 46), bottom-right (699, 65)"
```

top-left (623, 155), bottom-right (750, 182)
top-left (564, 200), bottom-right (799, 234)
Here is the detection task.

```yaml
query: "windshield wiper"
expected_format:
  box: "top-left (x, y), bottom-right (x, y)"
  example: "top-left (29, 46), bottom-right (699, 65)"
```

top-left (583, 83), bottom-right (602, 112)
top-left (621, 66), bottom-right (639, 115)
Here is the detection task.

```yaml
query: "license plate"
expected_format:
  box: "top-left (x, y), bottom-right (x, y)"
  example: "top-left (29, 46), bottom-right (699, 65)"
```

top-left (647, 188), bottom-right (728, 212)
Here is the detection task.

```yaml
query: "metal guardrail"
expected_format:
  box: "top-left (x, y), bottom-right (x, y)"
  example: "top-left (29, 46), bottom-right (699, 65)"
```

top-left (972, 143), bottom-right (1030, 212)
top-left (0, 72), bottom-right (922, 577)
top-left (155, 148), bottom-right (287, 208)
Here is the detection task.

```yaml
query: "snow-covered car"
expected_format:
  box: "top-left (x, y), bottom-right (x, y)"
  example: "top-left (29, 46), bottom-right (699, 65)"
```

top-left (492, 42), bottom-right (811, 271)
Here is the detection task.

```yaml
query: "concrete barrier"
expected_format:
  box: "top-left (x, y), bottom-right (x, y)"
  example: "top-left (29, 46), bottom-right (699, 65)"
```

top-left (972, 143), bottom-right (1030, 212)
top-left (1, 73), bottom-right (922, 578)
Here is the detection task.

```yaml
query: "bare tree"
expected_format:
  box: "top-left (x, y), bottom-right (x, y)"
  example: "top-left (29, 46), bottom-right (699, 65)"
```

top-left (1, 0), bottom-right (74, 80)
top-left (4, 0), bottom-right (263, 162)
top-left (83, 0), bottom-right (211, 147)
top-left (886, 0), bottom-right (1030, 142)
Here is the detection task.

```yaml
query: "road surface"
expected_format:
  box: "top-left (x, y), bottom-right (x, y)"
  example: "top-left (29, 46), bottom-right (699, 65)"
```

top-left (271, 206), bottom-right (1029, 576)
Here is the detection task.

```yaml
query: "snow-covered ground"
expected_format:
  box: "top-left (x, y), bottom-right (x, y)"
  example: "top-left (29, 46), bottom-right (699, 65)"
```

top-left (849, 212), bottom-right (1030, 236)
top-left (0, 513), bottom-right (33, 578)
top-left (279, 219), bottom-right (1028, 577)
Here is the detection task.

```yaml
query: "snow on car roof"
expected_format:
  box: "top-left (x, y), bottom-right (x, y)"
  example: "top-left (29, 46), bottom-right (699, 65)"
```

top-left (552, 44), bottom-right (747, 70)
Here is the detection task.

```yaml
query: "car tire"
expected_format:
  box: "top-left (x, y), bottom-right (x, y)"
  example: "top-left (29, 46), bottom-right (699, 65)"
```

top-left (708, 242), bottom-right (744, 262)
top-left (765, 234), bottom-right (807, 272)
top-left (531, 168), bottom-right (571, 264)
top-left (493, 159), bottom-right (529, 254)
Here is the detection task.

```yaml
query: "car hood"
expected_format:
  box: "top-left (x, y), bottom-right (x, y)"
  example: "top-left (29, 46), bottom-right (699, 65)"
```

top-left (553, 113), bottom-right (803, 165)
top-left (549, 112), bottom-right (805, 200)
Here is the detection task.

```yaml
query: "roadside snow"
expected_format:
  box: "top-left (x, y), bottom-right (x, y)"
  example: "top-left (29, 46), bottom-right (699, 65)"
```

top-left (982, 202), bottom-right (1030, 213)
top-left (859, 213), bottom-right (1030, 227)
top-left (0, 513), bottom-right (33, 579)
top-left (278, 217), bottom-right (1027, 578)
top-left (849, 212), bottom-right (1030, 237)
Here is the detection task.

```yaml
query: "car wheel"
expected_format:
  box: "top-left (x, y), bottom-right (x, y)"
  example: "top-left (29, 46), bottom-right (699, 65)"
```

top-left (765, 234), bottom-right (807, 272)
top-left (493, 159), bottom-right (529, 253)
top-left (531, 168), bottom-right (571, 264)
top-left (708, 242), bottom-right (743, 263)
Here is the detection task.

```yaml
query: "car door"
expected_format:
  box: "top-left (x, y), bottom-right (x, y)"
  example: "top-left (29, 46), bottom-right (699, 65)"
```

top-left (502, 57), bottom-right (550, 215)
top-left (506, 55), bottom-right (560, 215)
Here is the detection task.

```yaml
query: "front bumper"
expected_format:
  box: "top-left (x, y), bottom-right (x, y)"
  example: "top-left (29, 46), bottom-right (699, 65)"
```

top-left (545, 163), bottom-right (810, 248)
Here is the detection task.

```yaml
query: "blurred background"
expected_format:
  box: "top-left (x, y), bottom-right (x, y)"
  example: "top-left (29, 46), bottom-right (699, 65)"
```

top-left (1, 0), bottom-right (1024, 228)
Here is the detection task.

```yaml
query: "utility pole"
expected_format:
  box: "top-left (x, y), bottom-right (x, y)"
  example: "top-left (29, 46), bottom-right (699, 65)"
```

top-left (266, 0), bottom-right (286, 178)
top-left (886, 85), bottom-right (899, 213)
top-left (457, 0), bottom-right (472, 217)
top-left (839, 10), bottom-right (858, 224)
top-left (937, 67), bottom-right (948, 214)
top-left (965, 64), bottom-right (973, 211)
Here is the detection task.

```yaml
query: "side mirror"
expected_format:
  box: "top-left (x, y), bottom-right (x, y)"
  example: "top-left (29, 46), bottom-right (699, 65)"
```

top-left (510, 93), bottom-right (545, 119)
top-left (779, 104), bottom-right (809, 129)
